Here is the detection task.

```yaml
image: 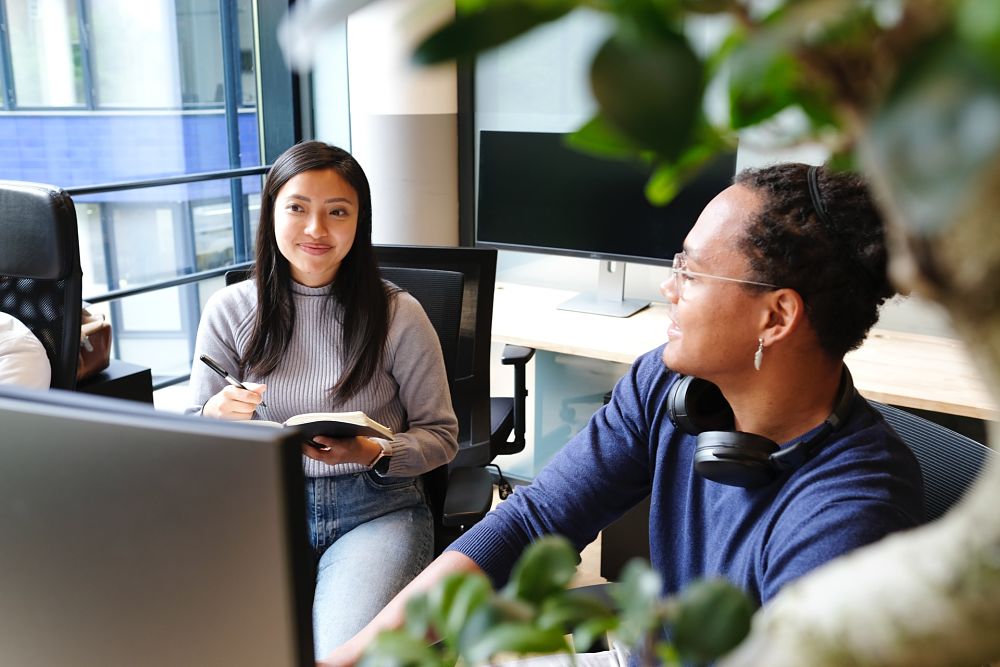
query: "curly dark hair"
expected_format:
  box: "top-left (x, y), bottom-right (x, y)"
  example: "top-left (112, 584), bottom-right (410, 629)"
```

top-left (734, 163), bottom-right (897, 360)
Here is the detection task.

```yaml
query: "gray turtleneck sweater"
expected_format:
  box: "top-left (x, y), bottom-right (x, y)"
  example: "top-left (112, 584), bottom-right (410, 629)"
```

top-left (186, 279), bottom-right (459, 478)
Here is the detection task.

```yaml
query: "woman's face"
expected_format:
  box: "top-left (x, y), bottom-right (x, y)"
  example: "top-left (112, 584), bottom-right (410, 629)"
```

top-left (661, 184), bottom-right (772, 383)
top-left (273, 168), bottom-right (359, 287)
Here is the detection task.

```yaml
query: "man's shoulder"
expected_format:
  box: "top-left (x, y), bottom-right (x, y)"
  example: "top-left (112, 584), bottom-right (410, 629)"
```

top-left (782, 397), bottom-right (925, 520)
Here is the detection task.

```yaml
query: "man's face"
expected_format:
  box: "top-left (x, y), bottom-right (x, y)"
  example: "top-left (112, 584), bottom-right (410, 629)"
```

top-left (661, 184), bottom-right (771, 384)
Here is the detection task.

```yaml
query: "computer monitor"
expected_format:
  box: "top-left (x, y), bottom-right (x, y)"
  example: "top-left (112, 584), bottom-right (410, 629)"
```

top-left (0, 386), bottom-right (314, 667)
top-left (476, 130), bottom-right (737, 316)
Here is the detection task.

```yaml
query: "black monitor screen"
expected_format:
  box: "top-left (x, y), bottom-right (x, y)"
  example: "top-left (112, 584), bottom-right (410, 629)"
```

top-left (476, 130), bottom-right (737, 265)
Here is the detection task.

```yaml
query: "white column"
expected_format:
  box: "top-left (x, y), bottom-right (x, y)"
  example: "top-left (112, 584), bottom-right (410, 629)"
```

top-left (344, 0), bottom-right (459, 246)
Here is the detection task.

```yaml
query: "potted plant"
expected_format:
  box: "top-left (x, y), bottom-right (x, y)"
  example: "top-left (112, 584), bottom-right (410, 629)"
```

top-left (358, 536), bottom-right (754, 667)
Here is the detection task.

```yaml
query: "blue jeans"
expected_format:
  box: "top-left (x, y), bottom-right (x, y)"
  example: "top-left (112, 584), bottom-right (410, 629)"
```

top-left (306, 472), bottom-right (433, 657)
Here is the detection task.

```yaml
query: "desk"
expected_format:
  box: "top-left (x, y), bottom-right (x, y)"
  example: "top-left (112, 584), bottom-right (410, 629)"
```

top-left (77, 359), bottom-right (154, 404)
top-left (492, 281), bottom-right (998, 422)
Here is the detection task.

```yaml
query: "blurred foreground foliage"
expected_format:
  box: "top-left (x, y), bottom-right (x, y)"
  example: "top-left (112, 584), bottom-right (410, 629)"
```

top-left (359, 537), bottom-right (754, 667)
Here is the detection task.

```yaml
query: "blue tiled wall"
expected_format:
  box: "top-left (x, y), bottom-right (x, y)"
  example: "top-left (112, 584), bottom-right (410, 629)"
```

top-left (0, 110), bottom-right (261, 202)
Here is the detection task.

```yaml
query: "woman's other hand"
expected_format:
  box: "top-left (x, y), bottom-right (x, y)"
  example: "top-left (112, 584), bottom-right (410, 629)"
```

top-left (303, 435), bottom-right (382, 466)
top-left (202, 382), bottom-right (266, 420)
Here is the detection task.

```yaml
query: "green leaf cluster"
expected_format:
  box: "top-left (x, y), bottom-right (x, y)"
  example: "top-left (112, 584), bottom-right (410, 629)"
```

top-left (358, 536), bottom-right (754, 667)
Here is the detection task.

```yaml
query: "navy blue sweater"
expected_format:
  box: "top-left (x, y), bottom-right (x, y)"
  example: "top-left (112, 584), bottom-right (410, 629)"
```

top-left (449, 346), bottom-right (924, 605)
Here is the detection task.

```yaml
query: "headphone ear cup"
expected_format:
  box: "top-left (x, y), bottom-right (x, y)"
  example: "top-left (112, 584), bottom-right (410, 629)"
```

top-left (668, 376), bottom-right (734, 435)
top-left (694, 431), bottom-right (780, 488)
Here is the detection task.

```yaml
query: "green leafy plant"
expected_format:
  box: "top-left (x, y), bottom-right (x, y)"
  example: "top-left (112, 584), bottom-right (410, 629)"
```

top-left (358, 536), bottom-right (754, 667)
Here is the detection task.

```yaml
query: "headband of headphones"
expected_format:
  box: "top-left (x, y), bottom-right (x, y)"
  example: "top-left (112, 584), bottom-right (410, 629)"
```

top-left (769, 367), bottom-right (856, 471)
top-left (668, 367), bottom-right (858, 487)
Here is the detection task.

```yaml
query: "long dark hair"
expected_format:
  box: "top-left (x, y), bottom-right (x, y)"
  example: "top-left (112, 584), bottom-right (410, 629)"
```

top-left (241, 140), bottom-right (392, 401)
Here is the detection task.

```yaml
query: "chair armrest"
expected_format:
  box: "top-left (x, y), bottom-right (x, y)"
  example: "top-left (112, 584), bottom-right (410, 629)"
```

top-left (501, 344), bottom-right (535, 366)
top-left (494, 344), bottom-right (536, 456)
top-left (441, 466), bottom-right (494, 528)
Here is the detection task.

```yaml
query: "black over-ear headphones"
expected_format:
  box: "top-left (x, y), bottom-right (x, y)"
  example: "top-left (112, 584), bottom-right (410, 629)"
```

top-left (667, 368), bottom-right (857, 488)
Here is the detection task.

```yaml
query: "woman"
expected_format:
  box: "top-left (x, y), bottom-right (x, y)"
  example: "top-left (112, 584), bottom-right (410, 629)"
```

top-left (322, 163), bottom-right (924, 666)
top-left (187, 141), bottom-right (458, 654)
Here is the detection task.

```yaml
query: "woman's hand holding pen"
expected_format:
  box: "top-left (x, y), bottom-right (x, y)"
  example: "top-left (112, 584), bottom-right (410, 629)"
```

top-left (202, 382), bottom-right (267, 420)
top-left (303, 435), bottom-right (382, 466)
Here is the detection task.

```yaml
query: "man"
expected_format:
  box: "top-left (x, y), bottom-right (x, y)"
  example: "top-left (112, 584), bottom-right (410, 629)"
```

top-left (321, 164), bottom-right (924, 666)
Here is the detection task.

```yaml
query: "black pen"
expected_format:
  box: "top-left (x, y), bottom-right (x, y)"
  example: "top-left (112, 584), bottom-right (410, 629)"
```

top-left (199, 354), bottom-right (267, 408)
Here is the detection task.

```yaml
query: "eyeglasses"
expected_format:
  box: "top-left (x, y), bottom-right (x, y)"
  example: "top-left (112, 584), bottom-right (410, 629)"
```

top-left (667, 251), bottom-right (780, 296)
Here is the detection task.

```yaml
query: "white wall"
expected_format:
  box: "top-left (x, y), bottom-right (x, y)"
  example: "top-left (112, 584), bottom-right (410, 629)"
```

top-left (312, 0), bottom-right (459, 246)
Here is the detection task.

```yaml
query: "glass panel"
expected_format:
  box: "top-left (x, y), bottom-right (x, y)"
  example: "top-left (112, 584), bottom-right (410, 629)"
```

top-left (175, 0), bottom-right (224, 107)
top-left (0, 40), bottom-right (7, 109)
top-left (89, 0), bottom-right (183, 108)
top-left (7, 0), bottom-right (83, 107)
top-left (113, 283), bottom-right (202, 382)
top-left (192, 190), bottom-right (260, 271)
top-left (237, 0), bottom-right (256, 107)
top-left (75, 202), bottom-right (110, 297)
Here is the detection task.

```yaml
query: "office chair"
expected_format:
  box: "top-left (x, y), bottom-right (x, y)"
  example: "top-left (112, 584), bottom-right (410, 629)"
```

top-left (373, 246), bottom-right (535, 535)
top-left (598, 400), bottom-right (994, 580)
top-left (223, 249), bottom-right (532, 552)
top-left (0, 180), bottom-right (83, 390)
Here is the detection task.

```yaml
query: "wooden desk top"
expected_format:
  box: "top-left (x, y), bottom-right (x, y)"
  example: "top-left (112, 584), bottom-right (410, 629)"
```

top-left (492, 281), bottom-right (998, 421)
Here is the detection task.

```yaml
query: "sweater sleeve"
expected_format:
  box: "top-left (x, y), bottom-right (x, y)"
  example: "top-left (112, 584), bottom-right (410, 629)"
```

top-left (379, 292), bottom-right (459, 477)
top-left (184, 285), bottom-right (253, 416)
top-left (446, 349), bottom-right (663, 586)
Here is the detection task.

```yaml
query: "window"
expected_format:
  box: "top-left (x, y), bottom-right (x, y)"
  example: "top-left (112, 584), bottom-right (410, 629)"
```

top-left (0, 0), bottom-right (300, 388)
top-left (6, 0), bottom-right (84, 108)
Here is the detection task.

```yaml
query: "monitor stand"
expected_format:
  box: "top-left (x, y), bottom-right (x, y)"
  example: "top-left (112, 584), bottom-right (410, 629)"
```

top-left (558, 260), bottom-right (650, 318)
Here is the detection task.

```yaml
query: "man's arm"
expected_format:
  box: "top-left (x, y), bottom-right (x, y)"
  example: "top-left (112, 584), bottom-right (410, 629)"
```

top-left (318, 551), bottom-right (483, 667)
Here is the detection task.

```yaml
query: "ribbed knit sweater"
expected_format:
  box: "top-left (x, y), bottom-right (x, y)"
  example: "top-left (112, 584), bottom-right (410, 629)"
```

top-left (187, 279), bottom-right (458, 478)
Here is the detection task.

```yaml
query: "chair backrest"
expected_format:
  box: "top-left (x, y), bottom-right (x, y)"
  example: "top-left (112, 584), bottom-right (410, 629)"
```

top-left (380, 266), bottom-right (464, 382)
top-left (0, 181), bottom-right (83, 390)
top-left (871, 401), bottom-right (992, 522)
top-left (375, 245), bottom-right (498, 469)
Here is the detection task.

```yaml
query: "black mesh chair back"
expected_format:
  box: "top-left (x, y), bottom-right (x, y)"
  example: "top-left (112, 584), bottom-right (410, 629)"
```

top-left (375, 245), bottom-right (499, 468)
top-left (380, 266), bottom-right (464, 381)
top-left (0, 181), bottom-right (82, 389)
top-left (871, 401), bottom-right (992, 522)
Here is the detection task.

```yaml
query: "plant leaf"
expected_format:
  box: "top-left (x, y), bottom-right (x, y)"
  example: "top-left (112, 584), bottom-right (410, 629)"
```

top-left (358, 629), bottom-right (443, 667)
top-left (590, 28), bottom-right (704, 160)
top-left (572, 617), bottom-right (619, 653)
top-left (672, 578), bottom-right (755, 663)
top-left (610, 559), bottom-right (664, 647)
top-left (441, 572), bottom-right (494, 646)
top-left (727, 37), bottom-right (801, 129)
top-left (566, 114), bottom-right (645, 161)
top-left (644, 141), bottom-right (720, 205)
top-left (463, 623), bottom-right (571, 665)
top-left (957, 0), bottom-right (1000, 77)
top-left (414, 1), bottom-right (575, 65)
top-left (536, 589), bottom-right (617, 631)
top-left (502, 536), bottom-right (580, 605)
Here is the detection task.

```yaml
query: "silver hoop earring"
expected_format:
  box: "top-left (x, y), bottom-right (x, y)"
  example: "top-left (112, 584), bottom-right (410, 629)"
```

top-left (754, 338), bottom-right (764, 371)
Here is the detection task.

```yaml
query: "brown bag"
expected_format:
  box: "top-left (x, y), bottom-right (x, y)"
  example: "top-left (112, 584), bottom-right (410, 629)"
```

top-left (77, 307), bottom-right (112, 381)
